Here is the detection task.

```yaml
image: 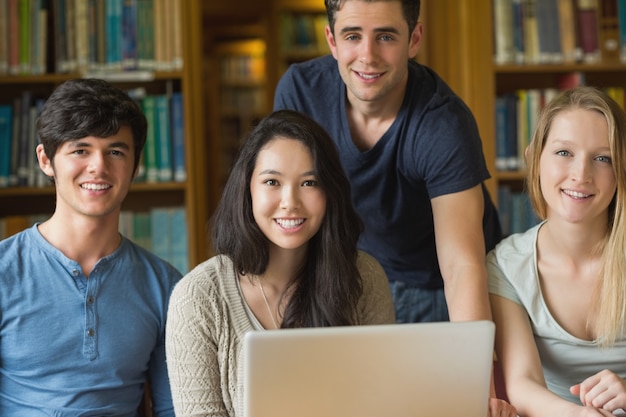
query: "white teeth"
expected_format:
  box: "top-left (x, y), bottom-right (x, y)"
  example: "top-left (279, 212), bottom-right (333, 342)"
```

top-left (82, 183), bottom-right (110, 190)
top-left (563, 189), bottom-right (590, 199)
top-left (276, 219), bottom-right (304, 228)
top-left (359, 72), bottom-right (381, 79)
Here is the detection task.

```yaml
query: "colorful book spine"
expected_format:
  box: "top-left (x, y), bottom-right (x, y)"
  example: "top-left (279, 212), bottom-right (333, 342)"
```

top-left (618, 0), bottom-right (626, 61)
top-left (576, 0), bottom-right (601, 63)
top-left (169, 206), bottom-right (188, 273)
top-left (18, 0), bottom-right (30, 74)
top-left (105, 0), bottom-right (123, 71)
top-left (494, 0), bottom-right (515, 64)
top-left (121, 0), bottom-right (138, 70)
top-left (155, 94), bottom-right (172, 182)
top-left (141, 95), bottom-right (158, 183)
top-left (0, 104), bottom-right (13, 188)
top-left (170, 92), bottom-right (186, 182)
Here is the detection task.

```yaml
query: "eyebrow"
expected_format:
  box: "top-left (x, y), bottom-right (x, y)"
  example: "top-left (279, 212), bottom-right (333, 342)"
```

top-left (339, 26), bottom-right (400, 35)
top-left (257, 169), bottom-right (317, 177)
top-left (68, 140), bottom-right (132, 150)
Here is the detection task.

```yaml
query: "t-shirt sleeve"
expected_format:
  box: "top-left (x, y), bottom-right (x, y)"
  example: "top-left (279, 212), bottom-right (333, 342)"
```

top-left (414, 97), bottom-right (491, 199)
top-left (486, 249), bottom-right (523, 305)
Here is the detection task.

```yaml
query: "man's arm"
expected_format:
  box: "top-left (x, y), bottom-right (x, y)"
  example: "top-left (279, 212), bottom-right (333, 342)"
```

top-left (431, 184), bottom-right (491, 322)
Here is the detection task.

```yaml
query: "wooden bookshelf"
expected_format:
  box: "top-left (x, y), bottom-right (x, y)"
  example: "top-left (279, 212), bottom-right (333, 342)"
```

top-left (0, 0), bottom-right (209, 271)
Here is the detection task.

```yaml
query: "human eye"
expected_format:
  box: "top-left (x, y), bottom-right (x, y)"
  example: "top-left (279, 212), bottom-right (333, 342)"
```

top-left (302, 179), bottom-right (319, 187)
top-left (378, 34), bottom-right (394, 41)
top-left (263, 178), bottom-right (279, 186)
top-left (110, 149), bottom-right (126, 157)
top-left (595, 154), bottom-right (612, 164)
top-left (555, 149), bottom-right (570, 157)
top-left (345, 33), bottom-right (360, 41)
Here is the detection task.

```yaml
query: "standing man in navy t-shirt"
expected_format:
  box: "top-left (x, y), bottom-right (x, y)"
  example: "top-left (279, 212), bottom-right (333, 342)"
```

top-left (274, 1), bottom-right (513, 415)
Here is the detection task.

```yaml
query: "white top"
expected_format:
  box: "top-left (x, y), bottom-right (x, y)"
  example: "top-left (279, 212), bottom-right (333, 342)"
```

top-left (487, 222), bottom-right (626, 403)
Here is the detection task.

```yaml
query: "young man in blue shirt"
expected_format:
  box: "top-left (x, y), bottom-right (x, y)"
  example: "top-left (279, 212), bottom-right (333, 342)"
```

top-left (0, 79), bottom-right (180, 416)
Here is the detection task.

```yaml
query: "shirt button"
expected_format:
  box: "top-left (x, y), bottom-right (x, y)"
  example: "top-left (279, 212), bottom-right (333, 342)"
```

top-left (87, 296), bottom-right (95, 304)
top-left (87, 329), bottom-right (95, 337)
top-left (72, 269), bottom-right (79, 276)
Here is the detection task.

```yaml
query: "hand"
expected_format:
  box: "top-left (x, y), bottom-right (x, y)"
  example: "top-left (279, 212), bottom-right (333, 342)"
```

top-left (488, 397), bottom-right (517, 417)
top-left (570, 369), bottom-right (626, 413)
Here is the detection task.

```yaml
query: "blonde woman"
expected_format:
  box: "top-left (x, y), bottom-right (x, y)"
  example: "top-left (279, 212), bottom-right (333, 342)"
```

top-left (488, 86), bottom-right (626, 417)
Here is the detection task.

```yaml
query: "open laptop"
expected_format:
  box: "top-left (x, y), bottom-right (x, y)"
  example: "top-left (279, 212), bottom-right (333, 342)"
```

top-left (243, 320), bottom-right (494, 417)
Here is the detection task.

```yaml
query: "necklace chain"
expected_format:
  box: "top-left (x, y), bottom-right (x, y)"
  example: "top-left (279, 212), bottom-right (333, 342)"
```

top-left (256, 277), bottom-right (279, 329)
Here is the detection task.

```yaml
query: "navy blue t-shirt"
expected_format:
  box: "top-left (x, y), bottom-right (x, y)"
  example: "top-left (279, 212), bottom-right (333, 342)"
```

top-left (274, 55), bottom-right (501, 289)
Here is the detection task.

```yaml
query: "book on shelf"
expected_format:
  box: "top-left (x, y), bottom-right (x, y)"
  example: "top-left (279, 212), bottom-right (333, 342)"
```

top-left (105, 0), bottom-right (123, 71)
top-left (74, 0), bottom-right (89, 73)
top-left (598, 0), bottom-right (621, 62)
top-left (1, 0), bottom-right (181, 76)
top-left (120, 207), bottom-right (188, 273)
top-left (618, 0), bottom-right (626, 61)
top-left (0, 104), bottom-right (13, 188)
top-left (492, 0), bottom-right (625, 64)
top-left (537, 0), bottom-right (563, 63)
top-left (154, 94), bottom-right (173, 182)
top-left (280, 11), bottom-right (329, 55)
top-left (136, 0), bottom-right (155, 70)
top-left (0, 0), bottom-right (8, 74)
top-left (512, 0), bottom-right (525, 63)
top-left (7, 0), bottom-right (20, 74)
top-left (140, 95), bottom-right (159, 183)
top-left (170, 92), bottom-right (186, 182)
top-left (558, 0), bottom-right (581, 62)
top-left (121, 0), bottom-right (138, 71)
top-left (522, 0), bottom-right (541, 64)
top-left (497, 186), bottom-right (541, 236)
top-left (576, 0), bottom-right (601, 63)
top-left (494, 0), bottom-right (515, 64)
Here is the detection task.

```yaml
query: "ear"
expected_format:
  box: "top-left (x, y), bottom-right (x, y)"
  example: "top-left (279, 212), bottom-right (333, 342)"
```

top-left (325, 25), bottom-right (338, 59)
top-left (408, 22), bottom-right (424, 59)
top-left (36, 144), bottom-right (55, 178)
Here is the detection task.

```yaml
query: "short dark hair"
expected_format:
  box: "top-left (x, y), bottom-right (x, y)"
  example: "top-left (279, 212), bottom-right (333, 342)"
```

top-left (211, 109), bottom-right (364, 327)
top-left (325, 0), bottom-right (421, 35)
top-left (37, 78), bottom-right (147, 172)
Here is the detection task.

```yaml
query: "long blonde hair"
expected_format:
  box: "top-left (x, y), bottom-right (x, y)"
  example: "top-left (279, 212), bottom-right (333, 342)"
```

top-left (526, 86), bottom-right (626, 346)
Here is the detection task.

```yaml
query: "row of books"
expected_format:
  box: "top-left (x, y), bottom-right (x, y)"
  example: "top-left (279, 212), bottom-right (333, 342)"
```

top-left (220, 52), bottom-right (266, 84)
top-left (0, 89), bottom-right (186, 188)
top-left (119, 207), bottom-right (189, 274)
top-left (279, 12), bottom-right (330, 55)
top-left (0, 0), bottom-right (182, 76)
top-left (494, 79), bottom-right (624, 171)
top-left (0, 207), bottom-right (189, 274)
top-left (493, 0), bottom-right (626, 65)
top-left (220, 87), bottom-right (267, 115)
top-left (498, 186), bottom-right (541, 237)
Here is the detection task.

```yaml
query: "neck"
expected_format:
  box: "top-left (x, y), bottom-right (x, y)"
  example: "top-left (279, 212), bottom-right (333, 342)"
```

top-left (38, 213), bottom-right (122, 276)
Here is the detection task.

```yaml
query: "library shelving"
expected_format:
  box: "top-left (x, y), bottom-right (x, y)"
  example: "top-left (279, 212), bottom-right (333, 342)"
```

top-left (202, 8), bottom-right (270, 211)
top-left (0, 0), bottom-right (209, 272)
top-left (267, 0), bottom-right (329, 95)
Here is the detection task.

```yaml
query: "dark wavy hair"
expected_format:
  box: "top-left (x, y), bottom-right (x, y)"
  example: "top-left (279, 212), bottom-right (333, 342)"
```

top-left (325, 0), bottom-right (421, 36)
top-left (211, 110), bottom-right (364, 328)
top-left (37, 78), bottom-right (147, 173)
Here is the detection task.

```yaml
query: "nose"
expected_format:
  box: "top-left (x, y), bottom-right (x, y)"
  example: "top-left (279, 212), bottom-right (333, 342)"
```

top-left (571, 157), bottom-right (591, 183)
top-left (280, 186), bottom-right (300, 211)
top-left (359, 37), bottom-right (378, 64)
top-left (87, 152), bottom-right (107, 173)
